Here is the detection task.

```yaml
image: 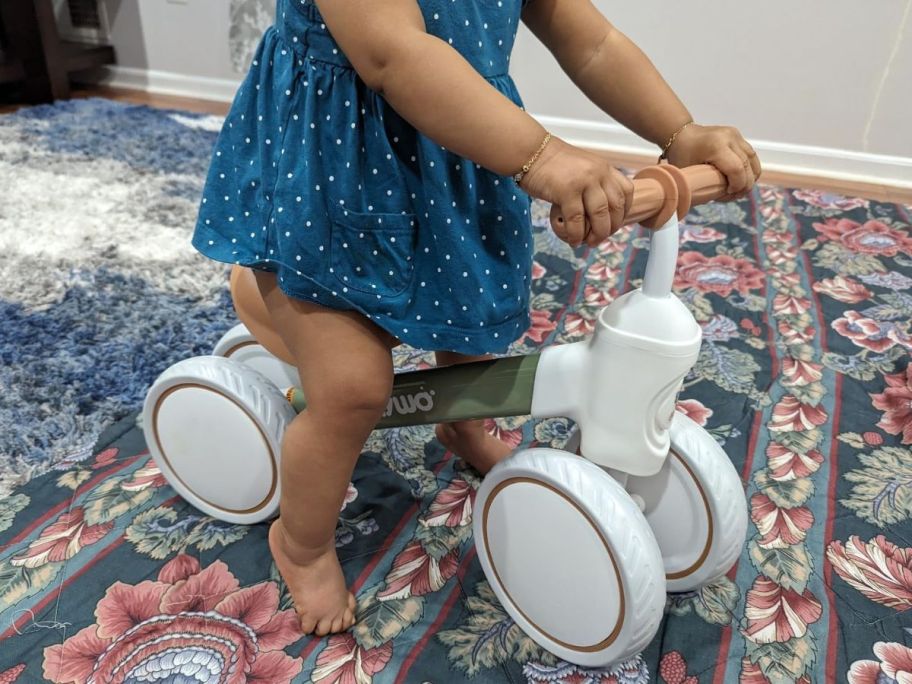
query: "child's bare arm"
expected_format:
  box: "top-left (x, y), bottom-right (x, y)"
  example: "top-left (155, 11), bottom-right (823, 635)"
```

top-left (314, 0), bottom-right (546, 176)
top-left (315, 0), bottom-right (635, 246)
top-left (522, 0), bottom-right (760, 197)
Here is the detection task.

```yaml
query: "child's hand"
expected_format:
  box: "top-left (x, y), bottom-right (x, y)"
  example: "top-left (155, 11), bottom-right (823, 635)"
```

top-left (519, 136), bottom-right (634, 248)
top-left (665, 124), bottom-right (761, 201)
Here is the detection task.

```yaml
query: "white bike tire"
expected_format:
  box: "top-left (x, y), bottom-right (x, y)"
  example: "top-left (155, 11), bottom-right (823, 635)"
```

top-left (473, 447), bottom-right (666, 667)
top-left (142, 355), bottom-right (295, 524)
top-left (213, 322), bottom-right (300, 392)
top-left (626, 412), bottom-right (748, 592)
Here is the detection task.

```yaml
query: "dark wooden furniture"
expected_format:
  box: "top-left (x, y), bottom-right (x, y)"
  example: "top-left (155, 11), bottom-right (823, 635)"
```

top-left (0, 0), bottom-right (114, 102)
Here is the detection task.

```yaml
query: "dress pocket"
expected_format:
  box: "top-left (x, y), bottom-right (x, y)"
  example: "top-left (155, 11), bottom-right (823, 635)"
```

top-left (329, 207), bottom-right (418, 298)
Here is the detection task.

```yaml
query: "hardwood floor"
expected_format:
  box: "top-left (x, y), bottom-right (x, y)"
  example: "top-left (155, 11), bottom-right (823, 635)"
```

top-left (0, 84), bottom-right (231, 116)
top-left (2, 85), bottom-right (910, 204)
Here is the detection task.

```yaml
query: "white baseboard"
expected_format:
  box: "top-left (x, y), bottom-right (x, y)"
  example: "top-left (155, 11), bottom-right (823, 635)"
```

top-left (538, 115), bottom-right (912, 190)
top-left (84, 68), bottom-right (912, 189)
top-left (84, 65), bottom-right (243, 104)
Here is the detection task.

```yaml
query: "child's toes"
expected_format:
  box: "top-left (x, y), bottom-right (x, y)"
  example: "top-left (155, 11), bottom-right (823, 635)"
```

top-left (315, 617), bottom-right (334, 637)
top-left (330, 615), bottom-right (345, 633)
top-left (343, 607), bottom-right (355, 629)
top-left (300, 615), bottom-right (317, 635)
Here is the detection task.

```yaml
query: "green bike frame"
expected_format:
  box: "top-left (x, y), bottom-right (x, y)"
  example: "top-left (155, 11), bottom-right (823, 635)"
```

top-left (288, 354), bottom-right (541, 428)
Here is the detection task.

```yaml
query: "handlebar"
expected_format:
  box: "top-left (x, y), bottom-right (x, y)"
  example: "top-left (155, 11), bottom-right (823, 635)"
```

top-left (627, 163), bottom-right (727, 228)
top-left (547, 163), bottom-right (728, 231)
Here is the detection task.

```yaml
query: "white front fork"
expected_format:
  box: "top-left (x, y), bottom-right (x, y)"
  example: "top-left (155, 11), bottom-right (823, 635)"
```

top-left (530, 214), bottom-right (702, 478)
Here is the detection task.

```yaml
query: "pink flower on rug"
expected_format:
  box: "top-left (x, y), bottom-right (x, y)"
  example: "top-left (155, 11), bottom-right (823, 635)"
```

top-left (780, 357), bottom-right (823, 387)
top-left (563, 312), bottom-right (596, 338)
top-left (422, 476), bottom-right (476, 528)
top-left (771, 269), bottom-right (802, 289)
top-left (377, 541), bottom-right (459, 600)
top-left (766, 443), bottom-right (824, 481)
top-left (341, 482), bottom-right (358, 511)
top-left (11, 506), bottom-right (113, 569)
top-left (814, 218), bottom-right (912, 257)
top-left (675, 253), bottom-right (765, 297)
top-left (532, 260), bottom-right (547, 281)
top-left (863, 431), bottom-right (884, 446)
top-left (676, 399), bottom-right (713, 427)
top-left (792, 189), bottom-right (869, 211)
top-left (586, 261), bottom-right (619, 281)
top-left (812, 276), bottom-right (872, 304)
top-left (777, 321), bottom-right (815, 344)
top-left (741, 317), bottom-right (762, 336)
top-left (848, 642), bottom-right (912, 684)
top-left (739, 659), bottom-right (770, 683)
top-left (597, 234), bottom-right (628, 255)
top-left (742, 577), bottom-right (822, 643)
top-left (659, 651), bottom-right (697, 684)
top-left (120, 460), bottom-right (168, 492)
top-left (520, 308), bottom-right (558, 344)
top-left (0, 665), bottom-right (26, 684)
top-left (827, 535), bottom-right (912, 611)
top-left (768, 395), bottom-right (827, 433)
top-left (485, 418), bottom-right (524, 450)
top-left (42, 554), bottom-right (303, 684)
top-left (833, 310), bottom-right (906, 353)
top-left (871, 366), bottom-right (912, 444)
top-left (772, 294), bottom-right (811, 316)
top-left (680, 225), bottom-right (725, 244)
top-left (751, 494), bottom-right (814, 548)
top-left (583, 283), bottom-right (612, 308)
top-left (766, 244), bottom-right (799, 265)
top-left (312, 634), bottom-right (392, 684)
top-left (92, 447), bottom-right (119, 469)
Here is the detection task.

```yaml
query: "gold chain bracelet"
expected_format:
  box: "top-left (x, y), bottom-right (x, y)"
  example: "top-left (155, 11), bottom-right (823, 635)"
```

top-left (513, 131), bottom-right (552, 184)
top-left (658, 120), bottom-right (693, 162)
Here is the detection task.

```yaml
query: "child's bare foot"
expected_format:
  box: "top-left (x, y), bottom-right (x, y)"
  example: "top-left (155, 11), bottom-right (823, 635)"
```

top-left (436, 420), bottom-right (513, 475)
top-left (268, 517), bottom-right (356, 636)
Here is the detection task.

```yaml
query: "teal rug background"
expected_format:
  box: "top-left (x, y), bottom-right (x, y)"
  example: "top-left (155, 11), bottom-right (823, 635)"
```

top-left (1, 98), bottom-right (911, 683)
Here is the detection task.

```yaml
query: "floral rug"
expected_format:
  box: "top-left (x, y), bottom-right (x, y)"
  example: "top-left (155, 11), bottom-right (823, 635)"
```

top-left (1, 98), bottom-right (911, 683)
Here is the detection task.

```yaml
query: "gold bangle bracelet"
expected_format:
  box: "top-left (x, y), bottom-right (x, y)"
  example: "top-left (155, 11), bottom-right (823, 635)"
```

top-left (513, 131), bottom-right (552, 184)
top-left (658, 120), bottom-right (693, 162)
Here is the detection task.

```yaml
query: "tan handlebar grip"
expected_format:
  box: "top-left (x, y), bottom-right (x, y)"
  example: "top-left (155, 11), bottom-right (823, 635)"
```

top-left (622, 164), bottom-right (728, 228)
top-left (622, 177), bottom-right (666, 227)
top-left (682, 164), bottom-right (728, 206)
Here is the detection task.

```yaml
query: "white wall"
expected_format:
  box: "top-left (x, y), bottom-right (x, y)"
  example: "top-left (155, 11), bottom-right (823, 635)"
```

top-left (92, 0), bottom-right (242, 100)
top-left (511, 0), bottom-right (912, 184)
top-left (90, 0), bottom-right (912, 185)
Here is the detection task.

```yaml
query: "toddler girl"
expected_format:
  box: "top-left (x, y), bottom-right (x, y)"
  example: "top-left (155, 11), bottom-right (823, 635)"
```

top-left (192, 0), bottom-right (760, 637)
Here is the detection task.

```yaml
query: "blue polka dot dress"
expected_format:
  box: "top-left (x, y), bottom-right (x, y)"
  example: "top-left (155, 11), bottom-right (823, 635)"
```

top-left (192, 0), bottom-right (534, 355)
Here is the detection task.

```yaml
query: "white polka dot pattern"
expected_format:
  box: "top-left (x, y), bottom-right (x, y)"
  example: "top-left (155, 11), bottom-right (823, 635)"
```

top-left (191, 0), bottom-right (533, 355)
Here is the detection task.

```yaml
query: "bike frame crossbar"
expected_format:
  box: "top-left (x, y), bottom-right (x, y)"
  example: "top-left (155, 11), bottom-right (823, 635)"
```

top-left (287, 353), bottom-right (541, 429)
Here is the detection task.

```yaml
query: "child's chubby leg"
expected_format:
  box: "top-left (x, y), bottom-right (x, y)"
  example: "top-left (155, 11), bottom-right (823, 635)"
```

top-left (254, 271), bottom-right (398, 636)
top-left (433, 350), bottom-right (514, 475)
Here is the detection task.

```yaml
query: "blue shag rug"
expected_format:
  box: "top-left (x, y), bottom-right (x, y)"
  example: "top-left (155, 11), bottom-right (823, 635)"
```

top-left (0, 100), bottom-right (238, 494)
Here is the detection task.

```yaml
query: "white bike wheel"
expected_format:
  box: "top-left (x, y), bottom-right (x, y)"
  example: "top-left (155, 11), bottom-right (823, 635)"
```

top-left (474, 448), bottom-right (666, 668)
top-left (213, 322), bottom-right (300, 391)
top-left (626, 412), bottom-right (748, 592)
top-left (142, 355), bottom-right (295, 524)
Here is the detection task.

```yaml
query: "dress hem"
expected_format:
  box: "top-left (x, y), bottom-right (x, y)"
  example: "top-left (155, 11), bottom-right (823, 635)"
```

top-left (192, 237), bottom-right (530, 356)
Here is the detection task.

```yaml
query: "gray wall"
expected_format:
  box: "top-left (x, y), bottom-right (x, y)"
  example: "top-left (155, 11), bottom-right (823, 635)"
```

top-left (96, 0), bottom-right (912, 168)
top-left (512, 0), bottom-right (912, 157)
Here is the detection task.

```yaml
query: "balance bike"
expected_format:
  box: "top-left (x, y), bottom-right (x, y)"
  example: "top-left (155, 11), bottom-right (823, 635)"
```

top-left (142, 163), bottom-right (748, 667)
